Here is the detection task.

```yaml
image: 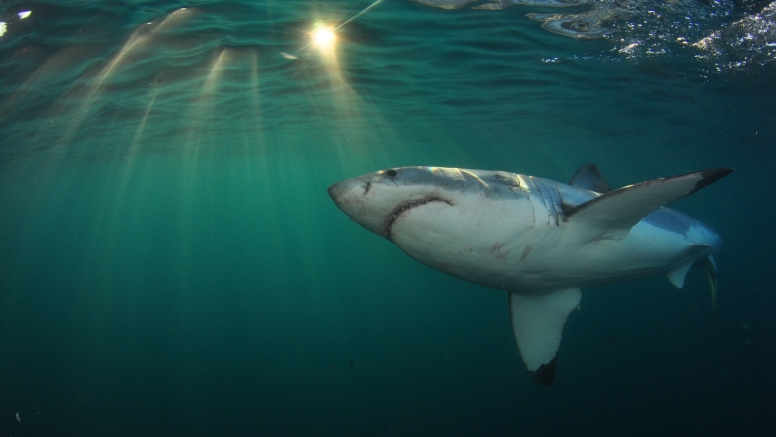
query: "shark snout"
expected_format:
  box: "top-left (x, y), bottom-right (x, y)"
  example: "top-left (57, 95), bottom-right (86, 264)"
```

top-left (327, 176), bottom-right (367, 209)
top-left (328, 174), bottom-right (391, 239)
top-left (327, 181), bottom-right (347, 207)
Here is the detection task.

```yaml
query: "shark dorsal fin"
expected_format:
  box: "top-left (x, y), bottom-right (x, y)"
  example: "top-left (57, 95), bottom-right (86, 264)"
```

top-left (565, 168), bottom-right (734, 241)
top-left (569, 164), bottom-right (612, 193)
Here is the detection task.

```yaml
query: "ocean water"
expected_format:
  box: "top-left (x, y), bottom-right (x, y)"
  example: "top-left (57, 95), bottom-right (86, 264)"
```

top-left (0, 0), bottom-right (775, 436)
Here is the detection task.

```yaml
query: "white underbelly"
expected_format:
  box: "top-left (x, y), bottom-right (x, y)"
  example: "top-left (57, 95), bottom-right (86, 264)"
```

top-left (393, 214), bottom-right (703, 293)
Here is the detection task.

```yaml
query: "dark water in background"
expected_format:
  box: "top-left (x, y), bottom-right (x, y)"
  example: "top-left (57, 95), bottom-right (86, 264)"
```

top-left (1, 0), bottom-right (775, 436)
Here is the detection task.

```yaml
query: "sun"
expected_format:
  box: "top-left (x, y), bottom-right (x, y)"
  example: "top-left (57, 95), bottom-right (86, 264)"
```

top-left (312, 25), bottom-right (336, 51)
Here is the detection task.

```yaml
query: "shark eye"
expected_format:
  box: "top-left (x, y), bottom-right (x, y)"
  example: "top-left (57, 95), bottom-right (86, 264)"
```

top-left (385, 169), bottom-right (397, 177)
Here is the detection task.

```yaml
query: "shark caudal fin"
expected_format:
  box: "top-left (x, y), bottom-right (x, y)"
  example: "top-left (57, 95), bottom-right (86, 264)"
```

top-left (695, 255), bottom-right (719, 319)
top-left (564, 168), bottom-right (734, 241)
top-left (509, 288), bottom-right (581, 386)
top-left (706, 256), bottom-right (718, 319)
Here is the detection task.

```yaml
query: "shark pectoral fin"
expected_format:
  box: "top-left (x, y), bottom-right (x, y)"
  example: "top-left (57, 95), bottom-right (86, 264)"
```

top-left (509, 288), bottom-right (581, 386)
top-left (564, 168), bottom-right (734, 241)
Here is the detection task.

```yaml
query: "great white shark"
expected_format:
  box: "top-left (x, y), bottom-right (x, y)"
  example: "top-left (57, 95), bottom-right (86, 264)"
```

top-left (328, 164), bottom-right (733, 385)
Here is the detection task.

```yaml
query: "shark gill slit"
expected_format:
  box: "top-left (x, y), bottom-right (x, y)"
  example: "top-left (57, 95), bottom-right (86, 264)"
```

top-left (537, 178), bottom-right (562, 226)
top-left (534, 179), bottom-right (554, 227)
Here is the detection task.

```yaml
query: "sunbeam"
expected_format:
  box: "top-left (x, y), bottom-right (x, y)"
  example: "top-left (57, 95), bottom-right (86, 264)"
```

top-left (46, 7), bottom-right (196, 162)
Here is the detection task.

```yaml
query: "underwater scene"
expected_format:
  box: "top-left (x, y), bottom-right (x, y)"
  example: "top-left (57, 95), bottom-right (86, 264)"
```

top-left (1, 0), bottom-right (775, 436)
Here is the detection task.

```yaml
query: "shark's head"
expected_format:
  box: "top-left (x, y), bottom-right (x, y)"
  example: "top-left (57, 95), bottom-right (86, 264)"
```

top-left (328, 167), bottom-right (470, 240)
top-left (328, 167), bottom-right (534, 264)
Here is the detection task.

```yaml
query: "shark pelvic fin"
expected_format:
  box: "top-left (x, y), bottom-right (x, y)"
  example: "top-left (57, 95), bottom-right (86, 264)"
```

top-left (565, 168), bottom-right (734, 241)
top-left (666, 260), bottom-right (694, 289)
top-left (665, 245), bottom-right (715, 289)
top-left (509, 288), bottom-right (581, 386)
top-left (569, 163), bottom-right (612, 193)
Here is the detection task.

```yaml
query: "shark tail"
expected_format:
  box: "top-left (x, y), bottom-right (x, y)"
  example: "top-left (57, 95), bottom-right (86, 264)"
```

top-left (695, 255), bottom-right (718, 319)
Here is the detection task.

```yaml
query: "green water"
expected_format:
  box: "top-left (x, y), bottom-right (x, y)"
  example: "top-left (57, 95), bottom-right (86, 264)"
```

top-left (1, 1), bottom-right (775, 436)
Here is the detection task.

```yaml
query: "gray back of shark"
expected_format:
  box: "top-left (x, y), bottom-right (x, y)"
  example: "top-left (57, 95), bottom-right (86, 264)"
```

top-left (328, 164), bottom-right (733, 385)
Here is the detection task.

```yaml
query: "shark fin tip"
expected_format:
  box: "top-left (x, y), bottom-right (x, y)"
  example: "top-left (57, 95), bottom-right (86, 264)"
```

top-left (529, 357), bottom-right (557, 386)
top-left (695, 168), bottom-right (735, 192)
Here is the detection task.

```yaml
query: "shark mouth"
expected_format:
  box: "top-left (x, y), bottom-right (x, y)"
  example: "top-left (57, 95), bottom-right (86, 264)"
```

top-left (384, 197), bottom-right (452, 241)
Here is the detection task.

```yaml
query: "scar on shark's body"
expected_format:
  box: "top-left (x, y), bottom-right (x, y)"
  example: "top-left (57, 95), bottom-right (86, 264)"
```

top-left (520, 244), bottom-right (532, 261)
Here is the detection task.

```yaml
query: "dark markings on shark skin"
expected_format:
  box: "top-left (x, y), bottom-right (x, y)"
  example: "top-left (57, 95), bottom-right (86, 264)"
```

top-left (490, 242), bottom-right (511, 261)
top-left (520, 244), bottom-right (533, 261)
